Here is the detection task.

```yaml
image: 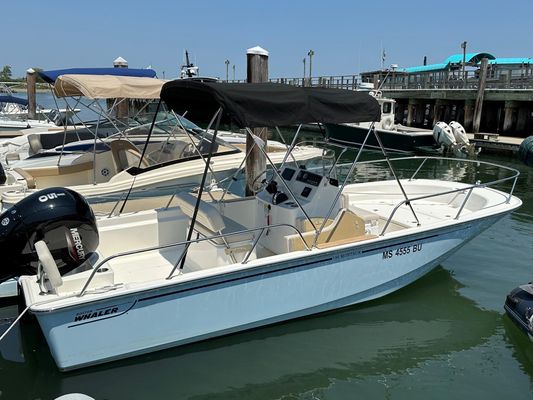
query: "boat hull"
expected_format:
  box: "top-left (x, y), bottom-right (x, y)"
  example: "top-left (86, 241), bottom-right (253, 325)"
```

top-left (32, 214), bottom-right (502, 370)
top-left (325, 123), bottom-right (436, 153)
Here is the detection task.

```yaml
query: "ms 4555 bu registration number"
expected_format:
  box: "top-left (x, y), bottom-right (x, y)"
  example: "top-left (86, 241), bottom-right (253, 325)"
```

top-left (382, 243), bottom-right (423, 260)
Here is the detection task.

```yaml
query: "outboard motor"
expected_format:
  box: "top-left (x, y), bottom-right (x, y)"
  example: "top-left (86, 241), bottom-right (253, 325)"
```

top-left (0, 187), bottom-right (99, 283)
top-left (432, 122), bottom-right (456, 148)
top-left (449, 121), bottom-right (480, 157)
top-left (449, 121), bottom-right (469, 146)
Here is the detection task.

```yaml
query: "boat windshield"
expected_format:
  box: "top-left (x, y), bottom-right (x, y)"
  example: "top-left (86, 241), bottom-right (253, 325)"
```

top-left (111, 106), bottom-right (240, 173)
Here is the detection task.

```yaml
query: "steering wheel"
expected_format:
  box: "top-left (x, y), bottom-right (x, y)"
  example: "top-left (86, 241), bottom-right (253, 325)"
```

top-left (179, 143), bottom-right (196, 158)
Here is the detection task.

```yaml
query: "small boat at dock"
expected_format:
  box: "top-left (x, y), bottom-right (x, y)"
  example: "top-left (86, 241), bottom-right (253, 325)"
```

top-left (325, 91), bottom-right (479, 157)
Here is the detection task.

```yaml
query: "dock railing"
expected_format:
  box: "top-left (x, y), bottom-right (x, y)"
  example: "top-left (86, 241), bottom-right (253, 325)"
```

top-left (247, 67), bottom-right (533, 91)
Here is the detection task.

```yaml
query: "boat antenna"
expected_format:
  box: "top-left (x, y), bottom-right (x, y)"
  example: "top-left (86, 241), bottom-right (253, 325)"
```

top-left (118, 99), bottom-right (162, 214)
top-left (377, 64), bottom-right (398, 91)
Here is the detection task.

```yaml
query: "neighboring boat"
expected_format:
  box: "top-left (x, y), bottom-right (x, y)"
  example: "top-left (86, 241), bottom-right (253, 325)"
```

top-left (0, 84), bottom-right (77, 133)
top-left (324, 91), bottom-right (479, 157)
top-left (0, 81), bottom-right (521, 371)
top-left (0, 74), bottom-right (323, 208)
top-left (0, 94), bottom-right (62, 133)
top-left (505, 283), bottom-right (533, 340)
top-left (325, 91), bottom-right (436, 153)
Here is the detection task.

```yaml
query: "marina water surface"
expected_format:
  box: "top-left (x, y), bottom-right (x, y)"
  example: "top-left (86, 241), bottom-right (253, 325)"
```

top-left (0, 124), bottom-right (532, 399)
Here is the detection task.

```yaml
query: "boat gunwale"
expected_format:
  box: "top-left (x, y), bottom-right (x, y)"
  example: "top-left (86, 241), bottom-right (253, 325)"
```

top-left (24, 203), bottom-right (519, 314)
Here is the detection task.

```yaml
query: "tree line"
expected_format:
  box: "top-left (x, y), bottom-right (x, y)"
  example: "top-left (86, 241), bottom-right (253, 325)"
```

top-left (1, 65), bottom-right (46, 82)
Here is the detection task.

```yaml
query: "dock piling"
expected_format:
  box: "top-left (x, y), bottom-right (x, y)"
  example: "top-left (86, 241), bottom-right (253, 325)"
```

top-left (245, 46), bottom-right (269, 196)
top-left (26, 68), bottom-right (37, 120)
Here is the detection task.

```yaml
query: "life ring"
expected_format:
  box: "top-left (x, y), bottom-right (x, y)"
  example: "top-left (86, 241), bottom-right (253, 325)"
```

top-left (381, 117), bottom-right (394, 130)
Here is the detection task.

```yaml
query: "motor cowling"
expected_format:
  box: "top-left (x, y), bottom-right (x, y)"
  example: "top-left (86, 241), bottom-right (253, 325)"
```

top-left (0, 187), bottom-right (99, 283)
top-left (433, 122), bottom-right (456, 147)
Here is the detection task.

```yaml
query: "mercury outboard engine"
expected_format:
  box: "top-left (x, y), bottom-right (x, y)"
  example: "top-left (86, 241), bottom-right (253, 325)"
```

top-left (0, 187), bottom-right (99, 283)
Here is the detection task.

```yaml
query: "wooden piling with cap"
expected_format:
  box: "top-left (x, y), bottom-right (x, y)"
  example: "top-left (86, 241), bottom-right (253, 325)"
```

top-left (245, 46), bottom-right (269, 196)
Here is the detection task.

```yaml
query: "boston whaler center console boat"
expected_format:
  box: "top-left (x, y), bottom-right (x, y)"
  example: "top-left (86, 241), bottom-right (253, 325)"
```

top-left (0, 81), bottom-right (521, 370)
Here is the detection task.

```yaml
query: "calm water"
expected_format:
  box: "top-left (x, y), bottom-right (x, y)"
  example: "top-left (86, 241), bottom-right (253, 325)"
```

top-left (0, 113), bottom-right (532, 399)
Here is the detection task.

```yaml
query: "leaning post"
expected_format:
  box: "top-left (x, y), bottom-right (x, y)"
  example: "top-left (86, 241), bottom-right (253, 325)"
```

top-left (26, 68), bottom-right (37, 120)
top-left (245, 46), bottom-right (269, 196)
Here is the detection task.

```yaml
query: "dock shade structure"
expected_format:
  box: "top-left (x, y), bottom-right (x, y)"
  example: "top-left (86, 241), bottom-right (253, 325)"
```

top-left (52, 74), bottom-right (167, 99)
top-left (160, 81), bottom-right (381, 128)
top-left (0, 95), bottom-right (29, 106)
top-left (38, 68), bottom-right (157, 84)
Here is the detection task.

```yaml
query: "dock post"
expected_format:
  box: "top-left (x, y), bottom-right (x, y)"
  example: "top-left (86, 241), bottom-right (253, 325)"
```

top-left (473, 58), bottom-right (489, 133)
top-left (26, 68), bottom-right (37, 120)
top-left (433, 99), bottom-right (442, 126)
top-left (503, 100), bottom-right (516, 133)
top-left (463, 100), bottom-right (474, 131)
top-left (245, 46), bottom-right (269, 196)
top-left (406, 99), bottom-right (416, 126)
top-left (113, 56), bottom-right (129, 121)
top-left (516, 104), bottom-right (528, 132)
top-left (415, 102), bottom-right (425, 126)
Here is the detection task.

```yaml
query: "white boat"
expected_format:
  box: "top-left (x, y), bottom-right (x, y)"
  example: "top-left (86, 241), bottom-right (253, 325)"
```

top-left (0, 74), bottom-right (322, 208)
top-left (0, 95), bottom-right (62, 133)
top-left (326, 91), bottom-right (479, 157)
top-left (0, 81), bottom-right (521, 371)
top-left (0, 85), bottom-right (75, 133)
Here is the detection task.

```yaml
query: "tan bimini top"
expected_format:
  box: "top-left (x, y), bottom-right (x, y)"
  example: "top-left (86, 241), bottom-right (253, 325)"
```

top-left (53, 74), bottom-right (167, 99)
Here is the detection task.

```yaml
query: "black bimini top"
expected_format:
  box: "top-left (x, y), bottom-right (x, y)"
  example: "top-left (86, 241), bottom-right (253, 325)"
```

top-left (160, 80), bottom-right (380, 128)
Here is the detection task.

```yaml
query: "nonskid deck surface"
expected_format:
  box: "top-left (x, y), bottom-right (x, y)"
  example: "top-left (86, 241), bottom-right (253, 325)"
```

top-left (343, 178), bottom-right (511, 228)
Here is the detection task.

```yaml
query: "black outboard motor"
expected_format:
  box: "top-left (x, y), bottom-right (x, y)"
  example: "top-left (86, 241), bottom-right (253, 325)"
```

top-left (0, 187), bottom-right (99, 283)
top-left (504, 283), bottom-right (533, 339)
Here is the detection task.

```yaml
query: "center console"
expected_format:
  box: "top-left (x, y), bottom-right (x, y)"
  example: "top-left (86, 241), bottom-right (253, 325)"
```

top-left (255, 166), bottom-right (341, 254)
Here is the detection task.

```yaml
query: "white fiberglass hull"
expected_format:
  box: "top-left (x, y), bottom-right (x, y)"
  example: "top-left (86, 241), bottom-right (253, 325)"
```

top-left (27, 214), bottom-right (501, 370)
top-left (0, 145), bottom-right (323, 208)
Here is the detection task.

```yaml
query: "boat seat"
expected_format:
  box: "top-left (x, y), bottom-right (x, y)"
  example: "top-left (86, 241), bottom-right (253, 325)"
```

top-left (13, 168), bottom-right (36, 189)
top-left (28, 134), bottom-right (43, 155)
top-left (18, 161), bottom-right (94, 177)
top-left (110, 139), bottom-right (149, 171)
top-left (5, 153), bottom-right (20, 163)
top-left (174, 192), bottom-right (254, 246)
top-left (287, 208), bottom-right (373, 251)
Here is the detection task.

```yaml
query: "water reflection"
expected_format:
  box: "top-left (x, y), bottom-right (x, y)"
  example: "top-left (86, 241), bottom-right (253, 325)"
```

top-left (0, 268), bottom-right (498, 400)
top-left (502, 315), bottom-right (533, 380)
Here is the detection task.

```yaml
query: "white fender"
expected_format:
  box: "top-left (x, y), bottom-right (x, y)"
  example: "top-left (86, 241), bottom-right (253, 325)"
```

top-left (449, 121), bottom-right (470, 145)
top-left (433, 122), bottom-right (456, 147)
top-left (35, 240), bottom-right (63, 289)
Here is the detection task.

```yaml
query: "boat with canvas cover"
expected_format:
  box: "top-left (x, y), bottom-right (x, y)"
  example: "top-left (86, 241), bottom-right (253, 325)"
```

top-left (0, 73), bottom-right (322, 208)
top-left (0, 81), bottom-right (521, 370)
top-left (0, 67), bottom-right (159, 156)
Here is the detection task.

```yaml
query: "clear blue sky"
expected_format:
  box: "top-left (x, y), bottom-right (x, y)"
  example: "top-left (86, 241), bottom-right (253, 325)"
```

top-left (4, 0), bottom-right (533, 80)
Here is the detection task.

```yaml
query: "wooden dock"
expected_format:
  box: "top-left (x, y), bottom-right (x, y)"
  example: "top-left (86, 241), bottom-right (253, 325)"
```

top-left (468, 133), bottom-right (523, 155)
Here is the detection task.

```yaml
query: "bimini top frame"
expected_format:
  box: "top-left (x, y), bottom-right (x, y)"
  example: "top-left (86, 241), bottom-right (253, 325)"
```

top-left (158, 80), bottom-right (382, 250)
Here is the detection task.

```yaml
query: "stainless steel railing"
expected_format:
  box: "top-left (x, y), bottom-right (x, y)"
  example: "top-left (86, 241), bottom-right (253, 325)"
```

top-left (78, 222), bottom-right (310, 297)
